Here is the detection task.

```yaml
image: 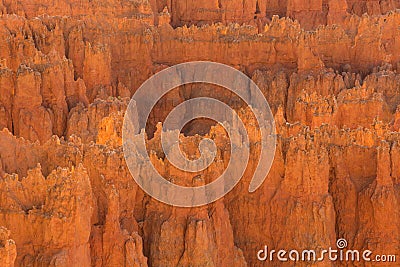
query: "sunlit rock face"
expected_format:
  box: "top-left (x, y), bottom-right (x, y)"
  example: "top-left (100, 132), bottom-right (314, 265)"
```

top-left (0, 1), bottom-right (400, 266)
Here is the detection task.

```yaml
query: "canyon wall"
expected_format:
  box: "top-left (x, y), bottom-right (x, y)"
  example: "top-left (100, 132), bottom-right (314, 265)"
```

top-left (1, 0), bottom-right (400, 28)
top-left (0, 0), bottom-right (399, 266)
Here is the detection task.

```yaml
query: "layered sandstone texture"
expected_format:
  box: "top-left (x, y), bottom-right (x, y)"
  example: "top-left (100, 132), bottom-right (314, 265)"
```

top-left (0, 0), bottom-right (400, 266)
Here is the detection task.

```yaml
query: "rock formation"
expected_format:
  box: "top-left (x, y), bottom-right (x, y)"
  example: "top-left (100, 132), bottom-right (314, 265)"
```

top-left (0, 0), bottom-right (400, 266)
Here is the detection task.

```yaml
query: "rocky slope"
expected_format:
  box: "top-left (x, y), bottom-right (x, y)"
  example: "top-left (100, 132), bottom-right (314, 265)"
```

top-left (0, 0), bottom-right (399, 266)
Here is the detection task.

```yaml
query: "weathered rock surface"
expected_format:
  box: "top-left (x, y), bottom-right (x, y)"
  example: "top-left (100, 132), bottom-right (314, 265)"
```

top-left (0, 227), bottom-right (16, 267)
top-left (0, 1), bottom-right (400, 267)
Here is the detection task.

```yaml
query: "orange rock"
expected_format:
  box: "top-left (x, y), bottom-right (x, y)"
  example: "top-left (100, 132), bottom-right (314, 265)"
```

top-left (0, 164), bottom-right (93, 266)
top-left (0, 227), bottom-right (16, 267)
top-left (0, 2), bottom-right (399, 267)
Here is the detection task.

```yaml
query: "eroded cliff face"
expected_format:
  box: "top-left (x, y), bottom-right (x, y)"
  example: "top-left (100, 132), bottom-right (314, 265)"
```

top-left (1, 0), bottom-right (399, 28)
top-left (0, 0), bottom-right (400, 266)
